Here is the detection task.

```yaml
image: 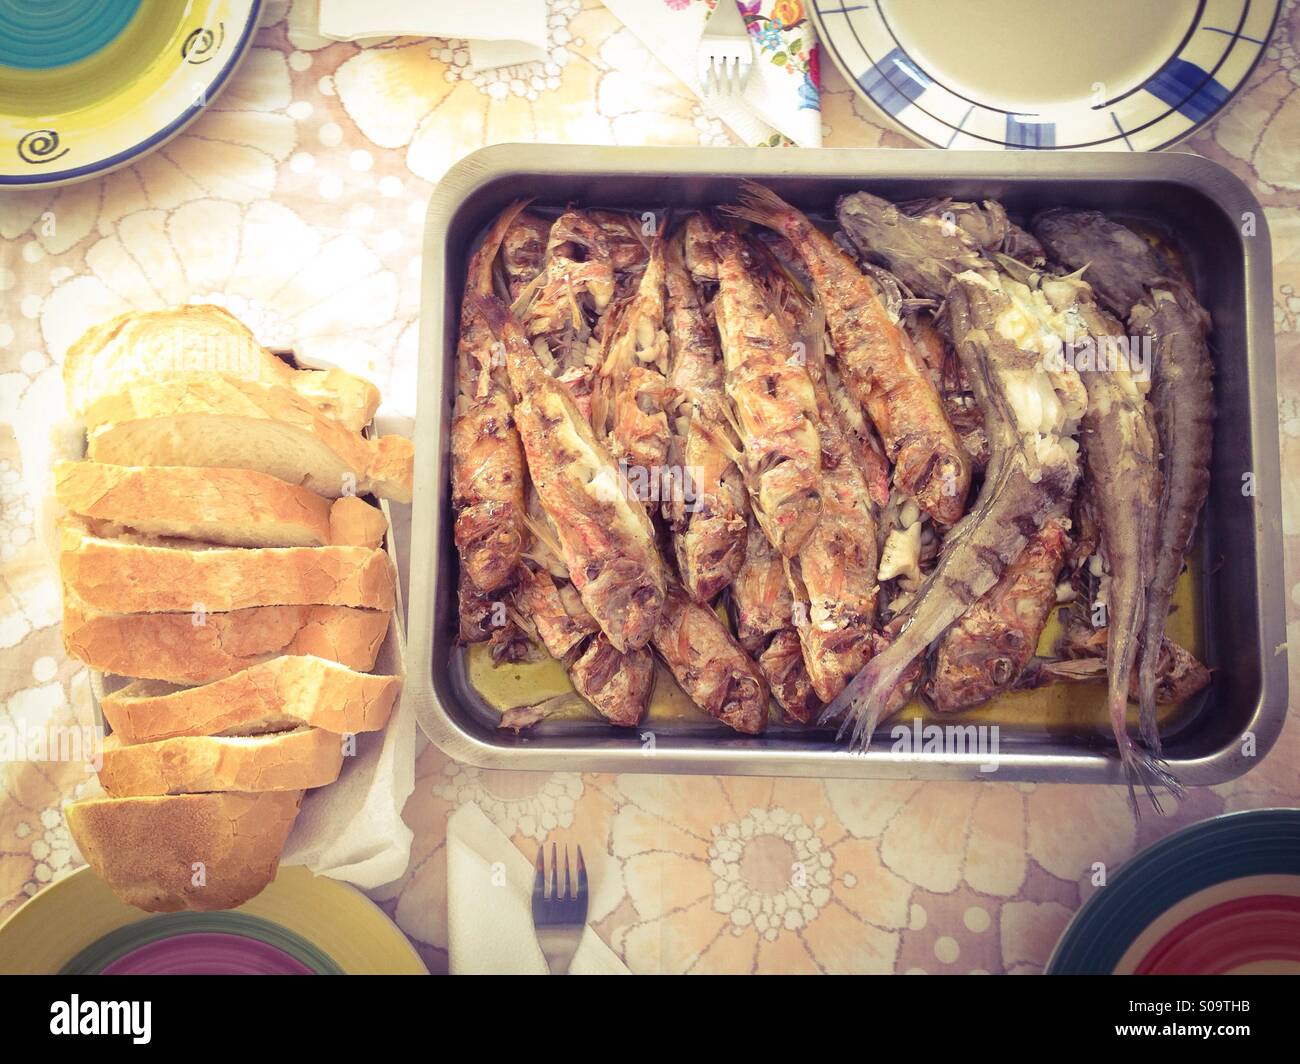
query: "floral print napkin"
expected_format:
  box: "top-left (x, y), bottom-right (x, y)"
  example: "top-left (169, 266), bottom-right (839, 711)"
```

top-left (602, 0), bottom-right (822, 146)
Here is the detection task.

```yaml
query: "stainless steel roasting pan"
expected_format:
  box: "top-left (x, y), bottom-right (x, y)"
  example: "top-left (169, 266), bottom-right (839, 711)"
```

top-left (408, 144), bottom-right (1284, 784)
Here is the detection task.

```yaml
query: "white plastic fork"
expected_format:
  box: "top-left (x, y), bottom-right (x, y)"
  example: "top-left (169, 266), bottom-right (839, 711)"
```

top-left (697, 0), bottom-right (753, 100)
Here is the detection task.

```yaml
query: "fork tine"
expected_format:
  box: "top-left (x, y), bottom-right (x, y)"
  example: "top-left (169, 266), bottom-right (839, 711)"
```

top-left (533, 845), bottom-right (545, 902)
top-left (563, 846), bottom-right (572, 899)
top-left (576, 845), bottom-right (588, 899)
top-left (549, 842), bottom-right (558, 900)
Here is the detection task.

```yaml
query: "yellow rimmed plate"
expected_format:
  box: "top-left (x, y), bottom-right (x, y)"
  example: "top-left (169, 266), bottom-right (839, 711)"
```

top-left (0, 0), bottom-right (261, 188)
top-left (0, 865), bottom-right (428, 975)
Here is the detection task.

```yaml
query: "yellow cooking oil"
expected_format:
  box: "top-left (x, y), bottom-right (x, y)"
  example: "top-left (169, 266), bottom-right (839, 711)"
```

top-left (465, 563), bottom-right (1203, 732)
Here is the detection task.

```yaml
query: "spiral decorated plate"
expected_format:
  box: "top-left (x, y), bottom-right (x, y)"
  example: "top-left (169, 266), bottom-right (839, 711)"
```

top-left (0, 0), bottom-right (260, 187)
top-left (810, 0), bottom-right (1281, 150)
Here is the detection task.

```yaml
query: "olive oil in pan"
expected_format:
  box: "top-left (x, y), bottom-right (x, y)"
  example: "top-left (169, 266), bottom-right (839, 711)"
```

top-left (464, 562), bottom-right (1199, 733)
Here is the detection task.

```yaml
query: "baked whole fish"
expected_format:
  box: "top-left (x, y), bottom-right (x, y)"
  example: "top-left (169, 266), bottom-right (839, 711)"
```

top-left (731, 516), bottom-right (818, 723)
top-left (470, 291), bottom-right (666, 653)
top-left (654, 582), bottom-right (769, 734)
top-left (927, 516), bottom-right (1070, 713)
top-left (827, 191), bottom-right (1086, 751)
top-left (663, 224), bottom-right (748, 601)
top-left (451, 201), bottom-right (531, 626)
top-left (1032, 210), bottom-right (1215, 758)
top-left (730, 183), bottom-right (972, 526)
top-left (706, 217), bottom-right (823, 557)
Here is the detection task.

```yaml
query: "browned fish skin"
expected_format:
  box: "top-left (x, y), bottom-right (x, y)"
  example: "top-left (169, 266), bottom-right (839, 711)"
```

top-left (927, 516), bottom-right (1071, 713)
top-left (730, 182), bottom-right (971, 526)
top-left (707, 220), bottom-right (823, 557)
top-left (471, 291), bottom-right (666, 653)
top-left (663, 225), bottom-right (747, 602)
top-left (452, 201), bottom-right (531, 597)
top-left (907, 313), bottom-right (989, 475)
top-left (589, 209), bottom-right (652, 273)
top-left (654, 583), bottom-right (769, 734)
top-left (502, 211), bottom-right (552, 301)
top-left (827, 191), bottom-right (1086, 751)
top-left (783, 328), bottom-right (879, 704)
top-left (1018, 625), bottom-right (1210, 708)
top-left (595, 233), bottom-right (671, 494)
top-left (731, 517), bottom-right (818, 723)
top-left (569, 637), bottom-right (655, 727)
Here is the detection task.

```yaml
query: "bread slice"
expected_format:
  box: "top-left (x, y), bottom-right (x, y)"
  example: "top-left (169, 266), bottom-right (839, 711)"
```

top-left (64, 304), bottom-right (380, 432)
top-left (84, 378), bottom-right (414, 502)
top-left (60, 521), bottom-right (395, 613)
top-left (101, 656), bottom-right (400, 743)
top-left (66, 790), bottom-right (303, 912)
top-left (98, 727), bottom-right (344, 797)
top-left (63, 592), bottom-right (390, 683)
top-left (55, 461), bottom-right (388, 549)
top-left (328, 494), bottom-right (389, 549)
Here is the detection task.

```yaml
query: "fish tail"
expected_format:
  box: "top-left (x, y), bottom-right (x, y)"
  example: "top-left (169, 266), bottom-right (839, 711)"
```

top-left (819, 652), bottom-right (903, 753)
top-left (1117, 732), bottom-right (1184, 818)
top-left (725, 181), bottom-right (800, 238)
top-left (1134, 634), bottom-right (1163, 755)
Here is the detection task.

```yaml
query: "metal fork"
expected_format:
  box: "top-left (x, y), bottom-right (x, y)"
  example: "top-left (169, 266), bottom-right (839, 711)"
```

top-left (531, 843), bottom-right (588, 975)
top-left (697, 0), bottom-right (754, 99)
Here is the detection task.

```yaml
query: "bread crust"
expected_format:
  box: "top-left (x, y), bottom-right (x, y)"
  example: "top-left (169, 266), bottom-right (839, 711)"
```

top-left (102, 656), bottom-right (400, 743)
top-left (99, 728), bottom-right (344, 796)
top-left (63, 593), bottom-right (390, 683)
top-left (85, 378), bottom-right (413, 502)
top-left (66, 791), bottom-right (303, 912)
top-left (64, 304), bottom-right (380, 431)
top-left (60, 522), bottom-right (396, 612)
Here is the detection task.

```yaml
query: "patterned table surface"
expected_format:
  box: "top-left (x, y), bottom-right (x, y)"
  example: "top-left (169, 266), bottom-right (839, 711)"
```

top-left (2, 0), bottom-right (1299, 974)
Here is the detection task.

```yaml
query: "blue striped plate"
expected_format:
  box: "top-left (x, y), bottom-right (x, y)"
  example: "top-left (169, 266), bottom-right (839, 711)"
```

top-left (811, 0), bottom-right (1281, 150)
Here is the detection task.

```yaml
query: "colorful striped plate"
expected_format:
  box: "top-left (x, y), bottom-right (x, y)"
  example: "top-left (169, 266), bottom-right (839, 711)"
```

top-left (0, 865), bottom-right (427, 975)
top-left (1048, 809), bottom-right (1300, 974)
top-left (0, 0), bottom-right (260, 187)
top-left (810, 0), bottom-right (1281, 150)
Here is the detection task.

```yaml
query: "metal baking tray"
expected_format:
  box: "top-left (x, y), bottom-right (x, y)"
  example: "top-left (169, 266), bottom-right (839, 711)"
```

top-left (407, 144), bottom-right (1284, 784)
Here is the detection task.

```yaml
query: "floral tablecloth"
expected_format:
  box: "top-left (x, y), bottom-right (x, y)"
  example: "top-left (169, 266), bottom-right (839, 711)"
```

top-left (2, 0), bottom-right (1299, 974)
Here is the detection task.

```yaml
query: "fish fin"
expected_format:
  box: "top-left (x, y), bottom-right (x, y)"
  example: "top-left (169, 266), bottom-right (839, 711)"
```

top-left (1118, 736), bottom-right (1184, 818)
top-left (723, 181), bottom-right (797, 234)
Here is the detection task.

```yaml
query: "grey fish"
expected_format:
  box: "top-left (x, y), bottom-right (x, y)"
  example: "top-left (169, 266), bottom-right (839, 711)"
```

top-left (1032, 208), bottom-right (1172, 318)
top-left (1030, 210), bottom-right (1214, 758)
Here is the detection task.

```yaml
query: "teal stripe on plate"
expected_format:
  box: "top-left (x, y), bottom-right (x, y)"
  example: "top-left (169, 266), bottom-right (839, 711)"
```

top-left (0, 0), bottom-right (142, 70)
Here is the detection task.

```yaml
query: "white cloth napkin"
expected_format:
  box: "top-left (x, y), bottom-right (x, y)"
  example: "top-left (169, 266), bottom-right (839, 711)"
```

top-left (602, 0), bottom-right (823, 147)
top-left (446, 803), bottom-right (629, 975)
top-left (317, 0), bottom-right (548, 72)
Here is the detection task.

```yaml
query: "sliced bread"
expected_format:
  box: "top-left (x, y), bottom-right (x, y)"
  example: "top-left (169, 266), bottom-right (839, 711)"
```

top-left (63, 592), bottom-right (390, 683)
top-left (84, 377), bottom-right (414, 502)
top-left (60, 521), bottom-right (395, 613)
top-left (64, 304), bottom-right (380, 431)
top-left (101, 656), bottom-right (400, 743)
top-left (55, 461), bottom-right (388, 549)
top-left (66, 790), bottom-right (303, 912)
top-left (99, 727), bottom-right (344, 796)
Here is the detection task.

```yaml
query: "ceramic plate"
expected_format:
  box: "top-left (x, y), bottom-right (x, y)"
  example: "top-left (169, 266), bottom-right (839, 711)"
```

top-left (1048, 809), bottom-right (1300, 974)
top-left (810, 0), bottom-right (1281, 150)
top-left (0, 865), bottom-right (427, 975)
top-left (0, 0), bottom-right (260, 187)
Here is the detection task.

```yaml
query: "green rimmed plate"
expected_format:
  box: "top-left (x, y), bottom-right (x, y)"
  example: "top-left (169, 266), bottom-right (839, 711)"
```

top-left (0, 0), bottom-right (261, 187)
top-left (0, 865), bottom-right (427, 975)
